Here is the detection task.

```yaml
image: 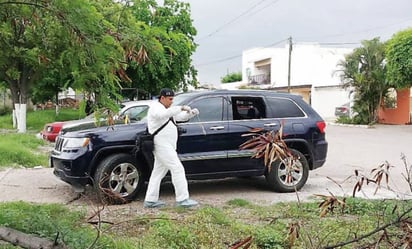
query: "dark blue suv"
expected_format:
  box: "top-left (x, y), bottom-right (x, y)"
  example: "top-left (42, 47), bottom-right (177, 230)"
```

top-left (50, 90), bottom-right (327, 204)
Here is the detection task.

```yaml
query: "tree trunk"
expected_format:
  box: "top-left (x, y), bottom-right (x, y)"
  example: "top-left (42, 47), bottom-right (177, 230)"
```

top-left (7, 65), bottom-right (31, 133)
top-left (0, 226), bottom-right (68, 249)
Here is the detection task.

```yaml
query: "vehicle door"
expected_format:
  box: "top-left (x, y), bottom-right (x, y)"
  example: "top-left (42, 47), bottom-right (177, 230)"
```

top-left (227, 95), bottom-right (281, 172)
top-left (177, 95), bottom-right (231, 175)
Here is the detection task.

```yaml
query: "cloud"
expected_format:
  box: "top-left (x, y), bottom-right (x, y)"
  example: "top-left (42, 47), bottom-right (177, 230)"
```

top-left (182, 0), bottom-right (412, 84)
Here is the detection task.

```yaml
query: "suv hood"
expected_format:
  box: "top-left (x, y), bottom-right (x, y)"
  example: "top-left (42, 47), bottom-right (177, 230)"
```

top-left (60, 122), bottom-right (147, 140)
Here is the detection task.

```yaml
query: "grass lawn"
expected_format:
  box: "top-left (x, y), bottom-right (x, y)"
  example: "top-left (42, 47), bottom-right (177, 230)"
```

top-left (0, 198), bottom-right (410, 249)
top-left (0, 108), bottom-right (84, 168)
top-left (0, 108), bottom-right (84, 131)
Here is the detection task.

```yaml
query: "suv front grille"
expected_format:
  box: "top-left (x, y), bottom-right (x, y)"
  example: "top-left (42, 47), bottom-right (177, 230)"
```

top-left (55, 137), bottom-right (64, 152)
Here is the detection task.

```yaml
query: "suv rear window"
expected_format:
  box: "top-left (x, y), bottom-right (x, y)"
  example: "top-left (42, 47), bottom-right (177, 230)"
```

top-left (231, 97), bottom-right (266, 120)
top-left (266, 97), bottom-right (305, 118)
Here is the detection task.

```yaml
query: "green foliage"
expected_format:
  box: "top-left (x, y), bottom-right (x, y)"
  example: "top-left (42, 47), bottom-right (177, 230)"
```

top-left (0, 0), bottom-right (198, 132)
top-left (227, 198), bottom-right (252, 207)
top-left (0, 199), bottom-right (410, 248)
top-left (386, 28), bottom-right (412, 88)
top-left (0, 202), bottom-right (118, 249)
top-left (124, 0), bottom-right (198, 95)
top-left (337, 38), bottom-right (387, 124)
top-left (221, 72), bottom-right (242, 83)
top-left (0, 133), bottom-right (48, 167)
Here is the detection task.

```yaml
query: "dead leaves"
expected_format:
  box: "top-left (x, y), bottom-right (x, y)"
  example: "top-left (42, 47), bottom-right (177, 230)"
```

top-left (352, 161), bottom-right (393, 197)
top-left (229, 236), bottom-right (253, 249)
top-left (287, 222), bottom-right (300, 249)
top-left (315, 192), bottom-right (346, 218)
top-left (239, 125), bottom-right (292, 172)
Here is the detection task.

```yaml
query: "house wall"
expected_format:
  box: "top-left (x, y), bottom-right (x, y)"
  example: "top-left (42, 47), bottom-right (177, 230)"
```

top-left (378, 88), bottom-right (411, 125)
top-left (242, 43), bottom-right (354, 120)
top-left (312, 86), bottom-right (352, 121)
top-left (242, 43), bottom-right (353, 88)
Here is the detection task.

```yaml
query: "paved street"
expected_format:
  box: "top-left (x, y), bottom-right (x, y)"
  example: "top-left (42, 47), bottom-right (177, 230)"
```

top-left (1, 123), bottom-right (412, 205)
top-left (309, 123), bottom-right (412, 200)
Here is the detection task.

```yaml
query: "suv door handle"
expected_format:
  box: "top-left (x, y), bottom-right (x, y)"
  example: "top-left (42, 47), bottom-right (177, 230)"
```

top-left (209, 126), bottom-right (225, 130)
top-left (264, 123), bottom-right (278, 127)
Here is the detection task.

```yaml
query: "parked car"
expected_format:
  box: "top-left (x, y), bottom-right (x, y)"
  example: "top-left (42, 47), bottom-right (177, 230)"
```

top-left (50, 90), bottom-right (328, 204)
top-left (40, 121), bottom-right (65, 142)
top-left (335, 102), bottom-right (350, 118)
top-left (40, 100), bottom-right (153, 142)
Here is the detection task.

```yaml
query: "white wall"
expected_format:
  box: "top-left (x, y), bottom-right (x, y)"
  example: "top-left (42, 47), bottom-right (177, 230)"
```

top-left (242, 43), bottom-right (355, 120)
top-left (311, 86), bottom-right (352, 120)
top-left (242, 43), bottom-right (353, 88)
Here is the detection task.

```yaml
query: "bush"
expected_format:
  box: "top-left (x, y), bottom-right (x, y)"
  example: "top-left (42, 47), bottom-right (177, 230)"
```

top-left (221, 72), bottom-right (242, 83)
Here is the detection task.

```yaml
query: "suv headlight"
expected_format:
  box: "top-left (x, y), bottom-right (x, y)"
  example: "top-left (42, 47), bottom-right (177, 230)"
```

top-left (63, 137), bottom-right (90, 149)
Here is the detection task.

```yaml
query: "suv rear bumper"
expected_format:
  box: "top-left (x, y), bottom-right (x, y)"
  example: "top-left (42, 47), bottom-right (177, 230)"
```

top-left (312, 140), bottom-right (328, 169)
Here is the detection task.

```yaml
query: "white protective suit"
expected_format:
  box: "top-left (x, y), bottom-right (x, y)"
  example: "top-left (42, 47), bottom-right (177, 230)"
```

top-left (144, 101), bottom-right (198, 202)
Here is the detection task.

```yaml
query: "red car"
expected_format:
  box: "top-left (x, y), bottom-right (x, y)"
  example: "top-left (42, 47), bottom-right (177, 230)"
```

top-left (40, 122), bottom-right (65, 142)
top-left (39, 100), bottom-right (153, 142)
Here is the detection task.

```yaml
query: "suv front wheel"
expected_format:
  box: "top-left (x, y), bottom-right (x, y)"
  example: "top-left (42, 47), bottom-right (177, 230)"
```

top-left (265, 149), bottom-right (309, 192)
top-left (94, 153), bottom-right (144, 204)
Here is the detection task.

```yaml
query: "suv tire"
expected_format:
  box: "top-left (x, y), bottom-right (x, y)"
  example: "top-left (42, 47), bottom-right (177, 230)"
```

top-left (265, 149), bottom-right (309, 192)
top-left (94, 153), bottom-right (143, 204)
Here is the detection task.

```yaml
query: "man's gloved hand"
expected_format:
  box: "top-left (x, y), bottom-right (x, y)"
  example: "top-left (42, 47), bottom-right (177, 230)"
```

top-left (181, 105), bottom-right (191, 112)
top-left (191, 108), bottom-right (199, 115)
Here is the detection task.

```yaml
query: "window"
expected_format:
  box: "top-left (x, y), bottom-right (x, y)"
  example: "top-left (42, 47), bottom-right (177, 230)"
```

top-left (231, 97), bottom-right (266, 120)
top-left (384, 88), bottom-right (397, 109)
top-left (123, 106), bottom-right (149, 121)
top-left (188, 97), bottom-right (225, 122)
top-left (266, 97), bottom-right (305, 118)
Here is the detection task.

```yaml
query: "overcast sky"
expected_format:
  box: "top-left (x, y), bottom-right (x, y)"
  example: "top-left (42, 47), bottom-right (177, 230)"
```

top-left (180, 0), bottom-right (412, 85)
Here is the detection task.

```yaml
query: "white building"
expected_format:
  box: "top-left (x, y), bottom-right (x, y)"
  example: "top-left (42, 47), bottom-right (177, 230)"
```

top-left (223, 43), bottom-right (355, 120)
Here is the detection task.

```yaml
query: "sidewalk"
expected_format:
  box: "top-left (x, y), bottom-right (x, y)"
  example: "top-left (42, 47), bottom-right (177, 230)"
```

top-left (0, 167), bottom-right (77, 203)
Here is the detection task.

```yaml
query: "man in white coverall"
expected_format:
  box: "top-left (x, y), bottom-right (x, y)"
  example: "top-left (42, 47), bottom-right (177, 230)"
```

top-left (143, 88), bottom-right (199, 208)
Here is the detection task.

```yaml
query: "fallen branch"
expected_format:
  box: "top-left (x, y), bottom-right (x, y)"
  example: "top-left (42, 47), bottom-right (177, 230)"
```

top-left (0, 226), bottom-right (67, 249)
top-left (322, 207), bottom-right (412, 249)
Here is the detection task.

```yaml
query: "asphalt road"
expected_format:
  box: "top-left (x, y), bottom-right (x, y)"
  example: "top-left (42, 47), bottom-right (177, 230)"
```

top-left (1, 123), bottom-right (411, 206)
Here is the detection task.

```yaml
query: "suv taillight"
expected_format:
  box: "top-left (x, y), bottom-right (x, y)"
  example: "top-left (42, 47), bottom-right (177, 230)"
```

top-left (316, 121), bottom-right (326, 133)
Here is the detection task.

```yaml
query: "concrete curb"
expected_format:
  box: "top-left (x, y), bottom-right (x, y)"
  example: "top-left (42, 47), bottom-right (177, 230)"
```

top-left (326, 122), bottom-right (374, 129)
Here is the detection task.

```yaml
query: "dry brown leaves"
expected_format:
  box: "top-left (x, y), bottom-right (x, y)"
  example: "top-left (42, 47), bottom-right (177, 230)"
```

top-left (287, 221), bottom-right (300, 249)
top-left (239, 125), bottom-right (292, 172)
top-left (352, 161), bottom-right (393, 197)
top-left (228, 236), bottom-right (253, 249)
top-left (315, 192), bottom-right (346, 218)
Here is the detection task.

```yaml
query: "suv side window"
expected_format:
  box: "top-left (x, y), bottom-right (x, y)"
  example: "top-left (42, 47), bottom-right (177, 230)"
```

top-left (122, 105), bottom-right (149, 121)
top-left (230, 97), bottom-right (266, 120)
top-left (266, 97), bottom-right (305, 118)
top-left (188, 97), bottom-right (225, 122)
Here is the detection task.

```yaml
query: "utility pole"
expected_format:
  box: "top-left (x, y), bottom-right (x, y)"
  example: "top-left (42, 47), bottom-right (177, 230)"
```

top-left (287, 36), bottom-right (292, 93)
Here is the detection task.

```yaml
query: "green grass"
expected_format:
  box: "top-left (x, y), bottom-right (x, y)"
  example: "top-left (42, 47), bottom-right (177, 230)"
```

top-left (0, 133), bottom-right (49, 168)
top-left (0, 202), bottom-right (116, 249)
top-left (0, 108), bottom-right (85, 168)
top-left (0, 198), bottom-right (410, 249)
top-left (0, 108), bottom-right (85, 131)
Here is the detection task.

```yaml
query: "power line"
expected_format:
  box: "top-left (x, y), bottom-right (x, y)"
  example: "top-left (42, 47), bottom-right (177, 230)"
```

top-left (297, 18), bottom-right (412, 41)
top-left (318, 42), bottom-right (360, 46)
top-left (195, 38), bottom-right (288, 67)
top-left (243, 0), bottom-right (281, 19)
top-left (196, 0), bottom-right (270, 42)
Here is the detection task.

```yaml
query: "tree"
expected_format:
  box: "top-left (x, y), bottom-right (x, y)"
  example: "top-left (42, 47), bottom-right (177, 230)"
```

top-left (385, 28), bottom-right (412, 88)
top-left (337, 38), bottom-right (387, 124)
top-left (123, 0), bottom-right (198, 96)
top-left (0, 0), bottom-right (125, 132)
top-left (221, 72), bottom-right (242, 83)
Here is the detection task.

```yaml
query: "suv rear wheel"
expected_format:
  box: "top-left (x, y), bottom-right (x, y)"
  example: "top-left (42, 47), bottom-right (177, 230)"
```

top-left (265, 149), bottom-right (309, 192)
top-left (94, 153), bottom-right (143, 204)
